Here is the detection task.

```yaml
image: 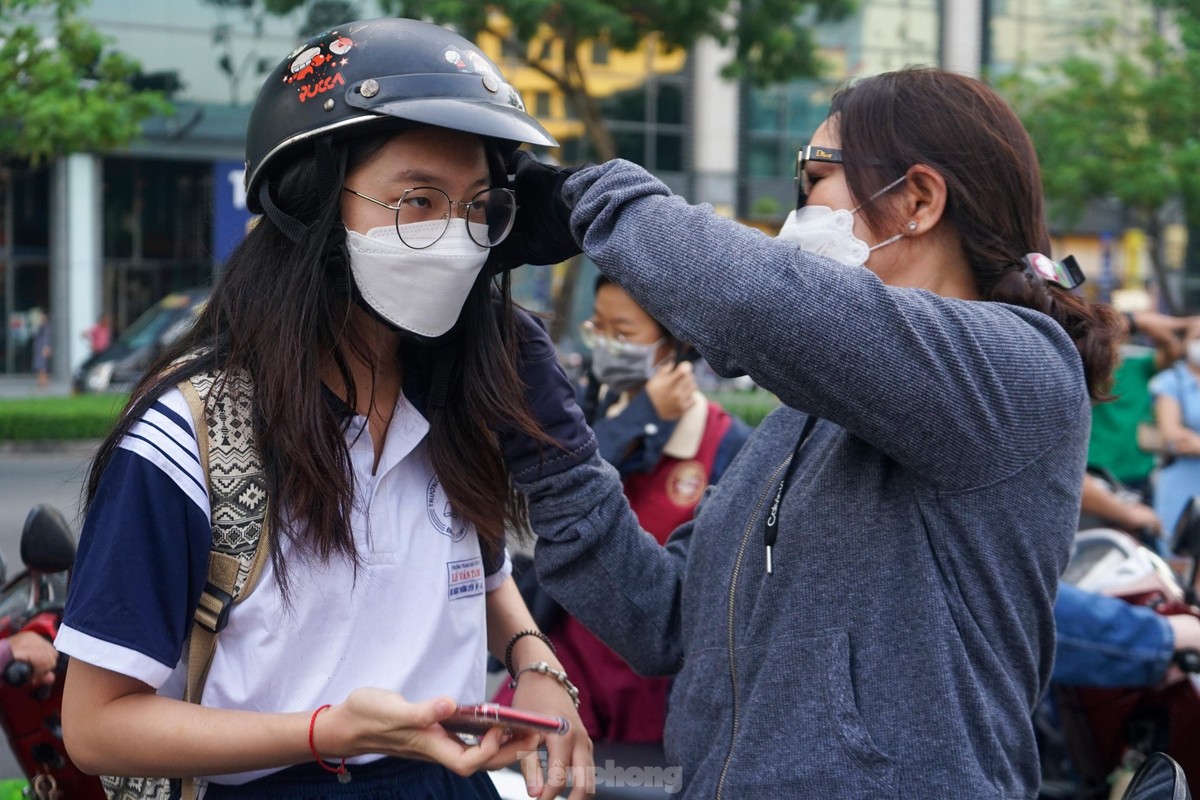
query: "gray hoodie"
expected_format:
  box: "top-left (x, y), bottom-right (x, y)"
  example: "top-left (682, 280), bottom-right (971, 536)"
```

top-left (520, 160), bottom-right (1088, 799)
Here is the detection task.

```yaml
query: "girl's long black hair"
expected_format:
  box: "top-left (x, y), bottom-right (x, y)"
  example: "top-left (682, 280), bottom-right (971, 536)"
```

top-left (85, 123), bottom-right (548, 599)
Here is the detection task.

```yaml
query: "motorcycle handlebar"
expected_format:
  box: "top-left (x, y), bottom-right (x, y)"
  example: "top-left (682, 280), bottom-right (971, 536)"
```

top-left (1, 652), bottom-right (66, 687)
top-left (2, 661), bottom-right (31, 687)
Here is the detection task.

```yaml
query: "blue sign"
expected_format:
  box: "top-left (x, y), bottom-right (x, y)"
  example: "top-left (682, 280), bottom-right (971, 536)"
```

top-left (213, 161), bottom-right (255, 264)
top-left (1098, 232), bottom-right (1114, 301)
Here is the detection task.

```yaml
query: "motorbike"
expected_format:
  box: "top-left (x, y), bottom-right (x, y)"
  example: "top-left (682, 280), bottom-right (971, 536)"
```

top-left (1056, 496), bottom-right (1200, 800)
top-left (0, 504), bottom-right (103, 799)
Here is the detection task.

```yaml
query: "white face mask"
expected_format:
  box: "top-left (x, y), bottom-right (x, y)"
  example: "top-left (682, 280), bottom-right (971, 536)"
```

top-left (776, 175), bottom-right (908, 266)
top-left (345, 219), bottom-right (489, 338)
top-left (1187, 340), bottom-right (1200, 368)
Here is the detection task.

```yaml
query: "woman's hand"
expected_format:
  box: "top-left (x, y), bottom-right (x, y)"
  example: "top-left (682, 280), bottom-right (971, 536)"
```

top-left (316, 689), bottom-right (540, 778)
top-left (7, 631), bottom-right (59, 687)
top-left (645, 361), bottom-right (697, 422)
top-left (510, 671), bottom-right (594, 799)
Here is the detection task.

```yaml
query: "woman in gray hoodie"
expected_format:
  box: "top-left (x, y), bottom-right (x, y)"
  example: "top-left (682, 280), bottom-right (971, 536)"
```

top-left (497, 67), bottom-right (1121, 799)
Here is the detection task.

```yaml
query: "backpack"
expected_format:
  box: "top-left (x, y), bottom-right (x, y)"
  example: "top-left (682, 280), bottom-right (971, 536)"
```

top-left (100, 369), bottom-right (271, 800)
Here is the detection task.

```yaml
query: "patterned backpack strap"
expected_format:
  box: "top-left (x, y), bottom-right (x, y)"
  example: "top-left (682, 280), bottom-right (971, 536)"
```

top-left (179, 368), bottom-right (271, 697)
top-left (100, 369), bottom-right (272, 800)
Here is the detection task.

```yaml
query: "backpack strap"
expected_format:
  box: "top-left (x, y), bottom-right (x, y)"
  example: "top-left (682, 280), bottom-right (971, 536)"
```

top-left (177, 369), bottom-right (271, 799)
top-left (102, 369), bottom-right (271, 800)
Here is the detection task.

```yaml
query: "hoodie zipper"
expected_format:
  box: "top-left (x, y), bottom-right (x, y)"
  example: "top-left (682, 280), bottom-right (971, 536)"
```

top-left (714, 453), bottom-right (793, 800)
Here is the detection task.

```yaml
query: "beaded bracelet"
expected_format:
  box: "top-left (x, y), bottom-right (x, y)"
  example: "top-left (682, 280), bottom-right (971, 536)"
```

top-left (504, 629), bottom-right (556, 677)
top-left (508, 660), bottom-right (581, 708)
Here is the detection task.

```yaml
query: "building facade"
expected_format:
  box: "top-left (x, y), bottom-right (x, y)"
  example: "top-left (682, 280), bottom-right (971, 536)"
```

top-left (0, 0), bottom-right (1168, 379)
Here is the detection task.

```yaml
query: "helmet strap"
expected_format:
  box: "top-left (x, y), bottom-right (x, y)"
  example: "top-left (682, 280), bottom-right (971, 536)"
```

top-left (257, 179), bottom-right (308, 243)
top-left (313, 136), bottom-right (339, 192)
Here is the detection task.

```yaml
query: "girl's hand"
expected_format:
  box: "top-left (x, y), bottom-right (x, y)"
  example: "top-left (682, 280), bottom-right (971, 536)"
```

top-left (318, 689), bottom-right (539, 778)
top-left (510, 670), bottom-right (594, 799)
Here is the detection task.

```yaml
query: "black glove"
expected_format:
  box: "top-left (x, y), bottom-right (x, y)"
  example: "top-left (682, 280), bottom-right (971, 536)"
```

top-left (489, 150), bottom-right (584, 271)
top-left (500, 307), bottom-right (597, 482)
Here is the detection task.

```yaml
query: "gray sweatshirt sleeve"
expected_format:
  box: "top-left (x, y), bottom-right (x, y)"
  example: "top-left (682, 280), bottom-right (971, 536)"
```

top-left (525, 451), bottom-right (689, 677)
top-left (563, 160), bottom-right (1087, 491)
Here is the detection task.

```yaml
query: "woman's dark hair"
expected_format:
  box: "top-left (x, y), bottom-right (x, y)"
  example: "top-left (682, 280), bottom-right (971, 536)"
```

top-left (84, 122), bottom-right (546, 598)
top-left (830, 67), bottom-right (1120, 400)
top-left (593, 275), bottom-right (671, 341)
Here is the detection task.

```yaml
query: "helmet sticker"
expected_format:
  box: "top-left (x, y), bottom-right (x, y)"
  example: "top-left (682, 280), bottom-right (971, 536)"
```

top-left (504, 85), bottom-right (526, 111)
top-left (284, 31), bottom-right (356, 104)
top-left (442, 46), bottom-right (502, 83)
top-left (465, 50), bottom-right (501, 81)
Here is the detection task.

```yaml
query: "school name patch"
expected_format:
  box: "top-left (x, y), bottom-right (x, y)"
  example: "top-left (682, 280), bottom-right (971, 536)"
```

top-left (447, 557), bottom-right (485, 601)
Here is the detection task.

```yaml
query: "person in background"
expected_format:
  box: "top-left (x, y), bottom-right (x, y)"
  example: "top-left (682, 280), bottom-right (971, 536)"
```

top-left (31, 308), bottom-right (51, 389)
top-left (1053, 583), bottom-right (1200, 687)
top-left (82, 313), bottom-right (112, 356)
top-left (579, 277), bottom-right (752, 543)
top-left (1088, 309), bottom-right (1189, 501)
top-left (1079, 470), bottom-right (1162, 539)
top-left (497, 277), bottom-right (751, 743)
top-left (1149, 318), bottom-right (1200, 538)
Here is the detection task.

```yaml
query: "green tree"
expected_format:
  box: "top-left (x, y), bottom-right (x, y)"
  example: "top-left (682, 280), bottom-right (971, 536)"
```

top-left (266, 0), bottom-right (852, 162)
top-left (0, 0), bottom-right (171, 163)
top-left (1001, 2), bottom-right (1200, 313)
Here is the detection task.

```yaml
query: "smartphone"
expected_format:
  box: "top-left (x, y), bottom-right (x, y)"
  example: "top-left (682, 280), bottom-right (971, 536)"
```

top-left (442, 703), bottom-right (570, 737)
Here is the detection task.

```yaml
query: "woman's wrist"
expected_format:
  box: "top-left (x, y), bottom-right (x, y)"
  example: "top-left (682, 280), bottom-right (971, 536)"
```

top-left (508, 661), bottom-right (581, 708)
top-left (509, 633), bottom-right (559, 675)
top-left (504, 629), bottom-right (556, 677)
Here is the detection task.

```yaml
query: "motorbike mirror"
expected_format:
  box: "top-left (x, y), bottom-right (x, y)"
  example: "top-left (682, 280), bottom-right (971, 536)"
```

top-left (20, 505), bottom-right (77, 575)
top-left (1170, 496), bottom-right (1200, 558)
top-left (1120, 752), bottom-right (1192, 800)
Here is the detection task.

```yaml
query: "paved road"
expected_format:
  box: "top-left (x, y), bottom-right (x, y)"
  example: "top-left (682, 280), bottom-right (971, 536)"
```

top-left (0, 443), bottom-right (95, 782)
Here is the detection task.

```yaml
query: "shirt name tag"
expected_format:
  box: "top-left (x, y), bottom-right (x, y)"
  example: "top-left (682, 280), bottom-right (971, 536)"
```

top-left (447, 557), bottom-right (485, 601)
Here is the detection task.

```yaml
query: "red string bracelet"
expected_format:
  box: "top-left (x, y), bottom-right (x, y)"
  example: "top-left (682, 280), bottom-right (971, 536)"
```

top-left (308, 704), bottom-right (351, 784)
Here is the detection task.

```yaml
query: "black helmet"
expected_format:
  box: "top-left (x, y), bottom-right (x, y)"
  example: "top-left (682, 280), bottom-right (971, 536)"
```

top-left (244, 17), bottom-right (557, 213)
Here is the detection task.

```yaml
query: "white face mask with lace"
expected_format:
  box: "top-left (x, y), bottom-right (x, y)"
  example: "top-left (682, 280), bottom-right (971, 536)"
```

top-left (776, 175), bottom-right (908, 266)
top-left (345, 218), bottom-right (489, 337)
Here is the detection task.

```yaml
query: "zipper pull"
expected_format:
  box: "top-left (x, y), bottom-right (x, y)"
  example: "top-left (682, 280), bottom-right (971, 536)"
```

top-left (765, 545), bottom-right (774, 575)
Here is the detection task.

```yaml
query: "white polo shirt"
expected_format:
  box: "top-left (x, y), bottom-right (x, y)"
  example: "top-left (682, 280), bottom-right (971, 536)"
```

top-left (57, 387), bottom-right (510, 784)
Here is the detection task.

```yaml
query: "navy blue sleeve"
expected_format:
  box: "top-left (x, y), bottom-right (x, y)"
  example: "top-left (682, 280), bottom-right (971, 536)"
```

top-left (58, 397), bottom-right (213, 685)
top-left (592, 391), bottom-right (676, 476)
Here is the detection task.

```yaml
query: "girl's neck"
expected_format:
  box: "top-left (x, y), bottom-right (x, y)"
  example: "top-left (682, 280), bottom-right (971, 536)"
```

top-left (321, 310), bottom-right (405, 471)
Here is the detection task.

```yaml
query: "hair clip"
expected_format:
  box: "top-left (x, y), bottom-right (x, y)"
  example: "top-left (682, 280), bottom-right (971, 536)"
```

top-left (1022, 253), bottom-right (1085, 290)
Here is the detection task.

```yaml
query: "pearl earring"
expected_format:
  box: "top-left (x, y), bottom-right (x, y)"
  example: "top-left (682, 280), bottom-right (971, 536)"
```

top-left (907, 220), bottom-right (918, 232)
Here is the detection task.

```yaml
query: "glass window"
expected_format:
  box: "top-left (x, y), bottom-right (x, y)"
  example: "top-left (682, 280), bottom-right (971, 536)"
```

top-left (140, 161), bottom-right (212, 260)
top-left (600, 87), bottom-right (647, 123)
top-left (655, 133), bottom-right (683, 172)
top-left (12, 165), bottom-right (50, 253)
top-left (746, 90), bottom-right (784, 133)
top-left (592, 41), bottom-right (610, 65)
top-left (658, 83), bottom-right (684, 125)
top-left (614, 130), bottom-right (647, 165)
top-left (104, 160), bottom-right (135, 259)
top-left (746, 137), bottom-right (785, 178)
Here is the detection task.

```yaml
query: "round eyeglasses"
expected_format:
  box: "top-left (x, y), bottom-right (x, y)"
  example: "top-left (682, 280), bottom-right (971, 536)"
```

top-left (342, 185), bottom-right (517, 249)
top-left (579, 320), bottom-right (663, 356)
